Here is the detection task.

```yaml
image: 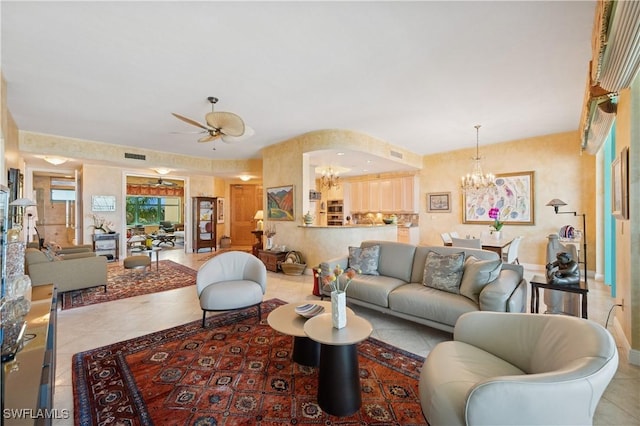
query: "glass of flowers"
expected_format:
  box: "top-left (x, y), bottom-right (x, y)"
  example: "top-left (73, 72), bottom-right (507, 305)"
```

top-left (321, 265), bottom-right (359, 329)
top-left (89, 214), bottom-right (114, 233)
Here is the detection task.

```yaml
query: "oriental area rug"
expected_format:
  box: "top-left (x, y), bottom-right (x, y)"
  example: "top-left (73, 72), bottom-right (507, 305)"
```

top-left (72, 299), bottom-right (428, 425)
top-left (61, 260), bottom-right (197, 310)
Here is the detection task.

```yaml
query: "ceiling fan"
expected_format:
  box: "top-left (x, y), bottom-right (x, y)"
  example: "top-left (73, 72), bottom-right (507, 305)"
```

top-left (172, 96), bottom-right (249, 146)
top-left (149, 178), bottom-right (177, 187)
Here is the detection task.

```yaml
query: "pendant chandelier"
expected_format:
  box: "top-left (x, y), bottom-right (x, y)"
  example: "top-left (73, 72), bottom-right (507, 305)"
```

top-left (460, 124), bottom-right (495, 195)
top-left (320, 167), bottom-right (340, 189)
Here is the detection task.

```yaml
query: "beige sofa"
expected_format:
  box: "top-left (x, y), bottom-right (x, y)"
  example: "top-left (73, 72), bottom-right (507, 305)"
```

top-left (419, 311), bottom-right (618, 425)
top-left (319, 240), bottom-right (527, 333)
top-left (25, 247), bottom-right (108, 300)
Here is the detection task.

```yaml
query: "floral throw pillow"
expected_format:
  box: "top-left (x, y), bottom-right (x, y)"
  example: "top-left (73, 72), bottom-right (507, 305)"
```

top-left (348, 245), bottom-right (380, 275)
top-left (422, 250), bottom-right (465, 294)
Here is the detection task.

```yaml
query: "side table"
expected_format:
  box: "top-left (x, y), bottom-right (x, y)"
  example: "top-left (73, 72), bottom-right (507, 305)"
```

top-left (251, 230), bottom-right (263, 256)
top-left (304, 312), bottom-right (372, 417)
top-left (267, 301), bottom-right (354, 367)
top-left (530, 274), bottom-right (588, 319)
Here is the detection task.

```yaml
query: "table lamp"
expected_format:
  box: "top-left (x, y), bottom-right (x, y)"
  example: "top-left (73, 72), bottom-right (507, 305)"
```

top-left (254, 210), bottom-right (264, 231)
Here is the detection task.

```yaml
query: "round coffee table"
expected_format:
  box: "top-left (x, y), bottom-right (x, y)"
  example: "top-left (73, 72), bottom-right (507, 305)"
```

top-left (304, 312), bottom-right (372, 417)
top-left (267, 301), bottom-right (353, 367)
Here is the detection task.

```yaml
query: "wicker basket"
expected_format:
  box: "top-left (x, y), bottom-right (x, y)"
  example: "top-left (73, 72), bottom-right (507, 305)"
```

top-left (280, 262), bottom-right (307, 275)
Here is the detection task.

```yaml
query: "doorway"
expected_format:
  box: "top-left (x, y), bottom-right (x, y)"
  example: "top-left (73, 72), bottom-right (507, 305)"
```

top-left (230, 184), bottom-right (262, 246)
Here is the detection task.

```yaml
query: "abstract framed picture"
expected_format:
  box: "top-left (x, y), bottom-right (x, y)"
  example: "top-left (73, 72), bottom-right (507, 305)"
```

top-left (266, 185), bottom-right (294, 221)
top-left (426, 192), bottom-right (451, 213)
top-left (612, 146), bottom-right (629, 220)
top-left (462, 171), bottom-right (535, 225)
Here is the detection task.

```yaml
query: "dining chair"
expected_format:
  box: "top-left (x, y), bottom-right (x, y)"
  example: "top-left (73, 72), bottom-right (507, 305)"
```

top-left (449, 231), bottom-right (460, 238)
top-left (450, 237), bottom-right (482, 249)
top-left (504, 236), bottom-right (523, 264)
top-left (440, 232), bottom-right (452, 245)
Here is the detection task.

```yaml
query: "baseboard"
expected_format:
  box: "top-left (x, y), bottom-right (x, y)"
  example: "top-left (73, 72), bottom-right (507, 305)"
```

top-left (613, 317), bottom-right (639, 366)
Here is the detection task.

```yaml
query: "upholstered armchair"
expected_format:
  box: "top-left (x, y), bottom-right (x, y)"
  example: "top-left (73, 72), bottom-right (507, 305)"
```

top-left (419, 311), bottom-right (618, 425)
top-left (196, 251), bottom-right (267, 327)
top-left (25, 248), bottom-right (108, 306)
top-left (159, 221), bottom-right (175, 233)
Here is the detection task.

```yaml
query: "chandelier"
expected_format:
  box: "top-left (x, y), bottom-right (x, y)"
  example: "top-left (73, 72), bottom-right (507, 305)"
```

top-left (320, 167), bottom-right (341, 189)
top-left (461, 124), bottom-right (495, 194)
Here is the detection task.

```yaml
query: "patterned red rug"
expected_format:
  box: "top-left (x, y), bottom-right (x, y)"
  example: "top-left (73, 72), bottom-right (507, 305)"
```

top-left (72, 299), bottom-right (428, 425)
top-left (61, 260), bottom-right (196, 310)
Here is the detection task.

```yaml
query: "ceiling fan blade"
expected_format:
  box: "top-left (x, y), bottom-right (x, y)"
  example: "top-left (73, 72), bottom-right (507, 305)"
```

top-left (198, 134), bottom-right (219, 143)
top-left (221, 125), bottom-right (255, 143)
top-left (172, 113), bottom-right (211, 131)
top-left (205, 111), bottom-right (245, 137)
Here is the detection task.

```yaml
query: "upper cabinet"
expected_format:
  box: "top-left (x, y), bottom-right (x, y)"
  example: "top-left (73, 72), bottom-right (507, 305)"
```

top-left (347, 175), bottom-right (419, 213)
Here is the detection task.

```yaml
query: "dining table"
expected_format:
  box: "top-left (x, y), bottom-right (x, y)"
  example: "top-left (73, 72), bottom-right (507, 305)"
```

top-left (445, 236), bottom-right (513, 257)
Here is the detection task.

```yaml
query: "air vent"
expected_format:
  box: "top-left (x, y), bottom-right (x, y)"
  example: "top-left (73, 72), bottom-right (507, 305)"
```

top-left (390, 150), bottom-right (403, 159)
top-left (124, 152), bottom-right (146, 161)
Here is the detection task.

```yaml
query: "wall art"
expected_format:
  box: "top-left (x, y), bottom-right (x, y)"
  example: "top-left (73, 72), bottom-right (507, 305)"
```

top-left (266, 185), bottom-right (294, 220)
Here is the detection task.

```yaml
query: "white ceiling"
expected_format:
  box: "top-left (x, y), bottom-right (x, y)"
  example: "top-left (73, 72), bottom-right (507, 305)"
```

top-left (1, 1), bottom-right (596, 176)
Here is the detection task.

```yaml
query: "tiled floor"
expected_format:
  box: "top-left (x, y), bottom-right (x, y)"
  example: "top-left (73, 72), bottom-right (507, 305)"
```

top-left (52, 248), bottom-right (639, 425)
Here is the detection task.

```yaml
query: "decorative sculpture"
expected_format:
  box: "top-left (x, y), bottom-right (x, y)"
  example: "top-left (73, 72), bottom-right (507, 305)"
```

top-left (546, 252), bottom-right (580, 286)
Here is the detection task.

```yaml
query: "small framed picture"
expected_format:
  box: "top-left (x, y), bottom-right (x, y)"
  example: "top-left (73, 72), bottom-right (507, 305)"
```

top-left (91, 195), bottom-right (116, 212)
top-left (427, 192), bottom-right (451, 213)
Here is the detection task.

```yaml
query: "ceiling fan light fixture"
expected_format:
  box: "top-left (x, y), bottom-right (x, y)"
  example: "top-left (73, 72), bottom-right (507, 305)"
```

top-left (43, 156), bottom-right (67, 165)
top-left (152, 167), bottom-right (172, 175)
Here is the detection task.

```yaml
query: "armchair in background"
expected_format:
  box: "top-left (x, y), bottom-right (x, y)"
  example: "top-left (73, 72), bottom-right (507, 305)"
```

top-left (159, 221), bottom-right (175, 233)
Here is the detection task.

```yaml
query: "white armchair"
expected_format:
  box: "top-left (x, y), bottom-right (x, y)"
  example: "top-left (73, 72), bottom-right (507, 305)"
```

top-left (419, 311), bottom-right (618, 425)
top-left (196, 251), bottom-right (267, 327)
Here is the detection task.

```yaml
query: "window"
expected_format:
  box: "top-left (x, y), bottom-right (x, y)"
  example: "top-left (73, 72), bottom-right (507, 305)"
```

top-left (126, 196), bottom-right (181, 226)
top-left (50, 177), bottom-right (76, 202)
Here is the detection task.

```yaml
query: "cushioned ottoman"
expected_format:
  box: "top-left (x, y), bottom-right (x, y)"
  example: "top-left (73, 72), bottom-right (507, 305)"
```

top-left (123, 255), bottom-right (151, 271)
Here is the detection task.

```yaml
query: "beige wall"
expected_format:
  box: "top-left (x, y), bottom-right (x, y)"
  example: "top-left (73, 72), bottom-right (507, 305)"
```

top-left (420, 131), bottom-right (595, 268)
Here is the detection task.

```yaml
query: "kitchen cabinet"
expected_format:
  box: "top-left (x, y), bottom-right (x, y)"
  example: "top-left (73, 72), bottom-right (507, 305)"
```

top-left (397, 226), bottom-right (420, 244)
top-left (347, 175), bottom-right (419, 213)
top-left (192, 197), bottom-right (217, 252)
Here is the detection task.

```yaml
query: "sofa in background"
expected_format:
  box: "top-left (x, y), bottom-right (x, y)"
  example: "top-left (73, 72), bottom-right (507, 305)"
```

top-left (419, 311), bottom-right (618, 425)
top-left (319, 240), bottom-right (527, 333)
top-left (25, 247), bottom-right (108, 304)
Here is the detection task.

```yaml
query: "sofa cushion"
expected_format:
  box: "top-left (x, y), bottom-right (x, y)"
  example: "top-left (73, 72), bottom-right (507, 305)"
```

top-left (422, 250), bottom-right (465, 294)
top-left (348, 245), bottom-right (380, 275)
top-left (362, 240), bottom-right (416, 282)
top-left (346, 274), bottom-right (407, 307)
top-left (459, 256), bottom-right (503, 303)
top-left (389, 283), bottom-right (478, 327)
top-left (412, 246), bottom-right (499, 284)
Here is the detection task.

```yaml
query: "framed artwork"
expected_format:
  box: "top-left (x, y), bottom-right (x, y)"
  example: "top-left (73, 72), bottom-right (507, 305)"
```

top-left (462, 171), bottom-right (535, 225)
top-left (612, 147), bottom-right (629, 220)
top-left (426, 192), bottom-right (451, 213)
top-left (266, 185), bottom-right (294, 220)
top-left (217, 198), bottom-right (225, 223)
top-left (91, 195), bottom-right (116, 212)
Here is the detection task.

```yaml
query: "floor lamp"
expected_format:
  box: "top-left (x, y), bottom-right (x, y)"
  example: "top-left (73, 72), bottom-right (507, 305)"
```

top-left (9, 197), bottom-right (37, 244)
top-left (546, 199), bottom-right (588, 285)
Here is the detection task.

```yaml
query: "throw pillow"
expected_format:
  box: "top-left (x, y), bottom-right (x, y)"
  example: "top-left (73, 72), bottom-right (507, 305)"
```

top-left (459, 256), bottom-right (503, 303)
top-left (348, 245), bottom-right (380, 275)
top-left (422, 251), bottom-right (465, 294)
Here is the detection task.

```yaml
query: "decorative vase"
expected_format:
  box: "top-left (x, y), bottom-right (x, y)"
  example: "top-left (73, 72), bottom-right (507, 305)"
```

top-left (303, 211), bottom-right (314, 226)
top-left (331, 291), bottom-right (347, 329)
top-left (493, 231), bottom-right (502, 240)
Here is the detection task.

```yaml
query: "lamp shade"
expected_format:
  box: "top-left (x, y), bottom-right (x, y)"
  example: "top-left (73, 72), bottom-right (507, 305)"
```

top-left (546, 199), bottom-right (567, 208)
top-left (9, 198), bottom-right (37, 207)
top-left (254, 210), bottom-right (264, 220)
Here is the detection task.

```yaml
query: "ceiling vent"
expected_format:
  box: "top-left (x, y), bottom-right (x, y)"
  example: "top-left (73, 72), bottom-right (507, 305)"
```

top-left (124, 152), bottom-right (146, 161)
top-left (390, 150), bottom-right (403, 159)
